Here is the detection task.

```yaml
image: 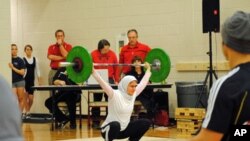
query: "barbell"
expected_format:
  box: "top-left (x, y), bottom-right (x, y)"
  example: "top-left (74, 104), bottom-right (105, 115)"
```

top-left (61, 46), bottom-right (171, 83)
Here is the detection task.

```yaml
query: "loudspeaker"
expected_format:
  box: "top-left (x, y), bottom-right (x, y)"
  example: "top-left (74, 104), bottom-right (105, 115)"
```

top-left (202, 0), bottom-right (220, 33)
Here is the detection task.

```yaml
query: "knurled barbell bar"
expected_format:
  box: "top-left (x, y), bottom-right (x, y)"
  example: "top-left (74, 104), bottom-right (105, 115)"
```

top-left (62, 46), bottom-right (171, 83)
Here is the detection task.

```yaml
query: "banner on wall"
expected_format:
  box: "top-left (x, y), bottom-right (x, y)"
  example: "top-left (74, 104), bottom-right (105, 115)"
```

top-left (115, 33), bottom-right (128, 56)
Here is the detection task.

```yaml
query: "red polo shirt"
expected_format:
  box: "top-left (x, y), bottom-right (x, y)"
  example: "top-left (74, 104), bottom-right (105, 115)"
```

top-left (119, 42), bottom-right (151, 74)
top-left (47, 42), bottom-right (72, 69)
top-left (91, 49), bottom-right (119, 82)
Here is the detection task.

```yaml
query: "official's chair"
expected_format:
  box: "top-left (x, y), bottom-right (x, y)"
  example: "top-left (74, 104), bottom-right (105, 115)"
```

top-left (87, 90), bottom-right (107, 127)
top-left (58, 96), bottom-right (82, 128)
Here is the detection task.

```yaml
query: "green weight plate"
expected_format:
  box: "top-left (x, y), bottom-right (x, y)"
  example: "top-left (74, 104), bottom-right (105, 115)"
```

top-left (66, 46), bottom-right (93, 83)
top-left (145, 48), bottom-right (171, 83)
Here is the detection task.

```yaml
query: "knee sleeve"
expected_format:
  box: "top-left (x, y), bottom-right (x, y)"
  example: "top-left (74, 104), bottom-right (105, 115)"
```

top-left (101, 122), bottom-right (121, 141)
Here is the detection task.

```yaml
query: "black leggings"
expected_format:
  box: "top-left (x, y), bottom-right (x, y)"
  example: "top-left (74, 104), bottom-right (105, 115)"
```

top-left (101, 119), bottom-right (151, 141)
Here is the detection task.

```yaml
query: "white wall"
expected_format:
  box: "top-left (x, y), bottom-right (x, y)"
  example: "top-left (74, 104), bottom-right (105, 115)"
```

top-left (0, 0), bottom-right (11, 83)
top-left (7, 0), bottom-right (250, 116)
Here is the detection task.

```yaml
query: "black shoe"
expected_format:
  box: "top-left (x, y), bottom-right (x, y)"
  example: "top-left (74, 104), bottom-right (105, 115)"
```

top-left (22, 113), bottom-right (26, 120)
top-left (92, 123), bottom-right (101, 129)
top-left (138, 112), bottom-right (147, 119)
top-left (70, 124), bottom-right (77, 129)
top-left (58, 120), bottom-right (69, 129)
top-left (25, 113), bottom-right (32, 119)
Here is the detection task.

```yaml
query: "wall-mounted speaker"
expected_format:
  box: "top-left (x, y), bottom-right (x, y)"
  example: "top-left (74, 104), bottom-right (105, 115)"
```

top-left (202, 0), bottom-right (220, 33)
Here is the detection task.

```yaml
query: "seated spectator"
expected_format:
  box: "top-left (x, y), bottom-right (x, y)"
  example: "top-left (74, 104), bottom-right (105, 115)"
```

top-left (45, 67), bottom-right (81, 129)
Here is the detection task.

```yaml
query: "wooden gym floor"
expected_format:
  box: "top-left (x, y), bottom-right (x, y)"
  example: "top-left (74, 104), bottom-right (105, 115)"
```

top-left (22, 119), bottom-right (190, 141)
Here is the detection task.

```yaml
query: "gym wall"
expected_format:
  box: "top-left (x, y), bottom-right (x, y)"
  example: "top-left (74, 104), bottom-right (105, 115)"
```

top-left (0, 0), bottom-right (11, 83)
top-left (6, 0), bottom-right (250, 117)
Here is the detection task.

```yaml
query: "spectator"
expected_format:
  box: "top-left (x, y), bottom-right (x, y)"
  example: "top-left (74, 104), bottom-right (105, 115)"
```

top-left (190, 11), bottom-right (250, 141)
top-left (23, 44), bottom-right (42, 118)
top-left (119, 29), bottom-right (151, 77)
top-left (0, 74), bottom-right (23, 141)
top-left (47, 29), bottom-right (72, 86)
top-left (8, 44), bottom-right (26, 112)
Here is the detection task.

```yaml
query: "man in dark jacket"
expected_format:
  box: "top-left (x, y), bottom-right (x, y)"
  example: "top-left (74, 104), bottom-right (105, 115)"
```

top-left (45, 67), bottom-right (81, 129)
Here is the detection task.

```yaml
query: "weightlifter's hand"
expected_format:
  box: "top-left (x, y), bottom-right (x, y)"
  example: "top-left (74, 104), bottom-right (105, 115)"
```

top-left (144, 62), bottom-right (151, 71)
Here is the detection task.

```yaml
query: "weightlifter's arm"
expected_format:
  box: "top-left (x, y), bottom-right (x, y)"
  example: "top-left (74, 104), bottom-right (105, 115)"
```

top-left (135, 62), bottom-right (151, 96)
top-left (92, 69), bottom-right (114, 98)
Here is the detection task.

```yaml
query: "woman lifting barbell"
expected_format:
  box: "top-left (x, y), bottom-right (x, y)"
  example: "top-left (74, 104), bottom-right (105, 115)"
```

top-left (92, 61), bottom-right (152, 141)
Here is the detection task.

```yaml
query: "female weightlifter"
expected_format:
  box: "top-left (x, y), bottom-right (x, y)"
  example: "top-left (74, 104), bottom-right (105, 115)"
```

top-left (92, 62), bottom-right (152, 141)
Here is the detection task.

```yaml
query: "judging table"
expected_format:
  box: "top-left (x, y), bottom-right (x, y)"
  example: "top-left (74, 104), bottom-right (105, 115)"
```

top-left (32, 84), bottom-right (172, 130)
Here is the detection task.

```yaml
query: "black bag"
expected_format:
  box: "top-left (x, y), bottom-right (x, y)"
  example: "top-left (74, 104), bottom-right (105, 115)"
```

top-left (153, 90), bottom-right (169, 126)
top-left (153, 90), bottom-right (169, 111)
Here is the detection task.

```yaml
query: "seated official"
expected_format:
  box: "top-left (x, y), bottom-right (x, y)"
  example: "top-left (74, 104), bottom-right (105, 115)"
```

top-left (126, 56), bottom-right (155, 119)
top-left (90, 39), bottom-right (119, 129)
top-left (126, 56), bottom-right (169, 120)
top-left (45, 67), bottom-right (81, 129)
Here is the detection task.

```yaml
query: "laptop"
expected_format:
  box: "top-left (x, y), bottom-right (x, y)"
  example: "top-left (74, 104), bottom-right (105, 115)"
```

top-left (87, 69), bottom-right (109, 85)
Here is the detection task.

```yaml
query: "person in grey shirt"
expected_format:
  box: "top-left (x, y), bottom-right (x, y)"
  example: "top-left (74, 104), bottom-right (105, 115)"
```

top-left (0, 74), bottom-right (23, 141)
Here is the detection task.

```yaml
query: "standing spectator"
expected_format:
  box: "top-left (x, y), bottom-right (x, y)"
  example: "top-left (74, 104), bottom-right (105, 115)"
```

top-left (0, 74), bottom-right (23, 141)
top-left (90, 39), bottom-right (119, 129)
top-left (119, 29), bottom-right (151, 77)
top-left (23, 44), bottom-right (42, 118)
top-left (190, 11), bottom-right (250, 141)
top-left (47, 29), bottom-right (72, 86)
top-left (8, 44), bottom-right (26, 112)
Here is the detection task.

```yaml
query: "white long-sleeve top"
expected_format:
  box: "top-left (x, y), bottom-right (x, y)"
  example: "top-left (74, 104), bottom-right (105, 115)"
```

top-left (92, 69), bottom-right (151, 131)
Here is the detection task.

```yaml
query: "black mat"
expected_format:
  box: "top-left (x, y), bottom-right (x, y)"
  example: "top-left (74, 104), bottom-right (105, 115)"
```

top-left (22, 113), bottom-right (53, 123)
